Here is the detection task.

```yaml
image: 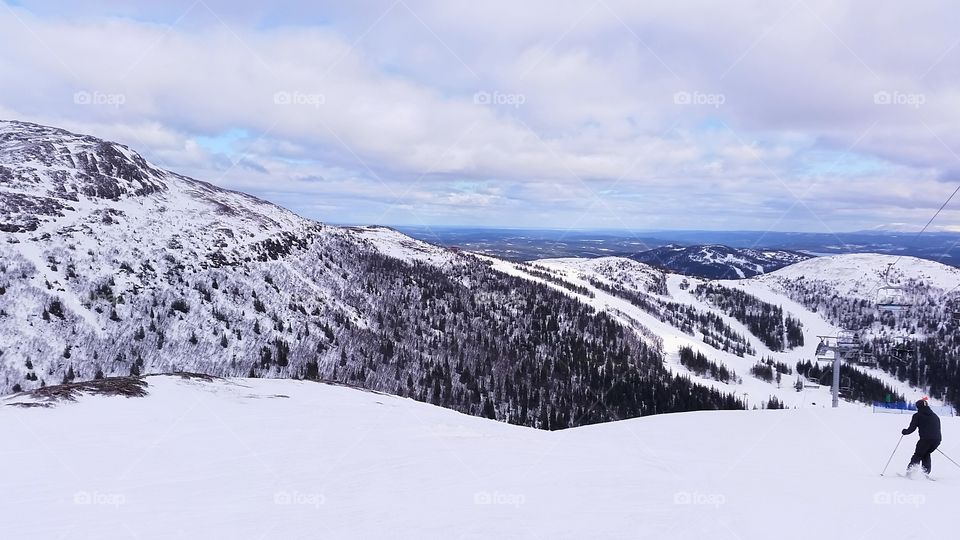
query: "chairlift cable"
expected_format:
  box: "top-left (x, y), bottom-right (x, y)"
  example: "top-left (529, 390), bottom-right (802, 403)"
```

top-left (865, 180), bottom-right (960, 299)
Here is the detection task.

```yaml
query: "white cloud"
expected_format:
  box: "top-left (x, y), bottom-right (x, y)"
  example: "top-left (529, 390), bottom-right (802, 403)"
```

top-left (2, 0), bottom-right (960, 231)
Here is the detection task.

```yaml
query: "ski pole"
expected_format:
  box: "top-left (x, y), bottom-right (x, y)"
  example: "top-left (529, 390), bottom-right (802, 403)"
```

top-left (937, 449), bottom-right (960, 470)
top-left (880, 435), bottom-right (904, 476)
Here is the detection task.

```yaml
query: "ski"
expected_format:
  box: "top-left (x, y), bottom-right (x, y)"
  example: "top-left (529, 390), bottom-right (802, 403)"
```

top-left (895, 473), bottom-right (936, 481)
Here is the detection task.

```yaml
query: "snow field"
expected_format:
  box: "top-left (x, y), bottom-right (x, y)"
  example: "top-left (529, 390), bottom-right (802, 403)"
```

top-left (1, 375), bottom-right (956, 540)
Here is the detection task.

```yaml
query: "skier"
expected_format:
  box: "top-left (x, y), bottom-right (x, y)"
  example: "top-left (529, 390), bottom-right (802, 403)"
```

top-left (901, 397), bottom-right (941, 477)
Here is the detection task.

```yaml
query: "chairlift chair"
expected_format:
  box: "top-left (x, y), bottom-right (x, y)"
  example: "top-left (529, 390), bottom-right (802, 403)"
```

top-left (815, 337), bottom-right (831, 358)
top-left (877, 286), bottom-right (911, 313)
top-left (856, 353), bottom-right (877, 367)
top-left (877, 284), bottom-right (909, 311)
top-left (836, 330), bottom-right (860, 351)
top-left (888, 337), bottom-right (916, 364)
top-left (877, 263), bottom-right (912, 313)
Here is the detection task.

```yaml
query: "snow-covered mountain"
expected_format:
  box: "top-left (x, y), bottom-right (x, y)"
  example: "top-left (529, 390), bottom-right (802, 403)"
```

top-left (0, 120), bottom-right (744, 428)
top-left (0, 120), bottom-right (361, 384)
top-left (3, 120), bottom-right (959, 423)
top-left (633, 244), bottom-right (812, 279)
top-left (2, 374), bottom-right (954, 540)
top-left (493, 251), bottom-right (960, 411)
top-left (759, 253), bottom-right (960, 299)
top-left (534, 256), bottom-right (668, 294)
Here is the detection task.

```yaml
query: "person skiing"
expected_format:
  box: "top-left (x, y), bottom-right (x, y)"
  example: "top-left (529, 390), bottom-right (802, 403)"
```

top-left (902, 397), bottom-right (941, 477)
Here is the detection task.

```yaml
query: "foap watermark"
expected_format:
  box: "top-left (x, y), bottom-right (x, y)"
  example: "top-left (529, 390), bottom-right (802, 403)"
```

top-left (473, 490), bottom-right (526, 508)
top-left (673, 90), bottom-right (725, 108)
top-left (673, 491), bottom-right (726, 508)
top-left (873, 490), bottom-right (925, 507)
top-left (473, 90), bottom-right (526, 108)
top-left (73, 90), bottom-right (126, 108)
top-left (873, 90), bottom-right (925, 109)
top-left (73, 490), bottom-right (126, 508)
top-left (273, 91), bottom-right (325, 108)
top-left (273, 490), bottom-right (325, 508)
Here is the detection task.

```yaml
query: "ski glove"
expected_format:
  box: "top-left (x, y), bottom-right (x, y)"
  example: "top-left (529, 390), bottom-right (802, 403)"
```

top-left (902, 429), bottom-right (909, 435)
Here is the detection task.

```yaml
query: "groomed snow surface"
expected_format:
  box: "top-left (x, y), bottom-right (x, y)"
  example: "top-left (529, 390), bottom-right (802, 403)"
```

top-left (2, 376), bottom-right (956, 540)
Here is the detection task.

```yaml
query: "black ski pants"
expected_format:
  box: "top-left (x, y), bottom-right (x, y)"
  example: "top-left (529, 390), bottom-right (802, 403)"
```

top-left (908, 438), bottom-right (941, 474)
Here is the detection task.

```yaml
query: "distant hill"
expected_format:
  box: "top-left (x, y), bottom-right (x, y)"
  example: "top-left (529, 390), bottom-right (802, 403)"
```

top-left (631, 244), bottom-right (812, 279)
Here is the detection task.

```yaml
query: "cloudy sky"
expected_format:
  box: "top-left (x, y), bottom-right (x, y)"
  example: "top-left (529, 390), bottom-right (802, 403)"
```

top-left (3, 0), bottom-right (960, 233)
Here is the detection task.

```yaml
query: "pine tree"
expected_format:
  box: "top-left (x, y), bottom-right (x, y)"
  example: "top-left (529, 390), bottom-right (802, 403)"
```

top-left (48, 300), bottom-right (65, 319)
top-left (482, 398), bottom-right (496, 419)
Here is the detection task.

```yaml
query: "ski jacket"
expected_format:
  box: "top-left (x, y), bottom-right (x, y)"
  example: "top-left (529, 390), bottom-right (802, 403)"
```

top-left (904, 407), bottom-right (942, 441)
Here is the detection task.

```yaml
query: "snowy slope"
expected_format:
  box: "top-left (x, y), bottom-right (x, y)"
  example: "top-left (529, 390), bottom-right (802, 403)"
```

top-left (758, 253), bottom-right (960, 299)
top-left (524, 254), bottom-right (957, 410)
top-left (536, 256), bottom-right (667, 294)
top-left (348, 225), bottom-right (460, 267)
top-left (1, 375), bottom-right (956, 540)
top-left (486, 256), bottom-right (812, 406)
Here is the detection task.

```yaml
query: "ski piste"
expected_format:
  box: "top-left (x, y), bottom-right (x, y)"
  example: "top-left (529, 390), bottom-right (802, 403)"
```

top-left (2, 376), bottom-right (956, 539)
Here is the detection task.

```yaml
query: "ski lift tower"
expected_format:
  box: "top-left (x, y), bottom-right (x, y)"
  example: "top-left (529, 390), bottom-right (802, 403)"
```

top-left (815, 332), bottom-right (862, 408)
top-left (815, 336), bottom-right (841, 408)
